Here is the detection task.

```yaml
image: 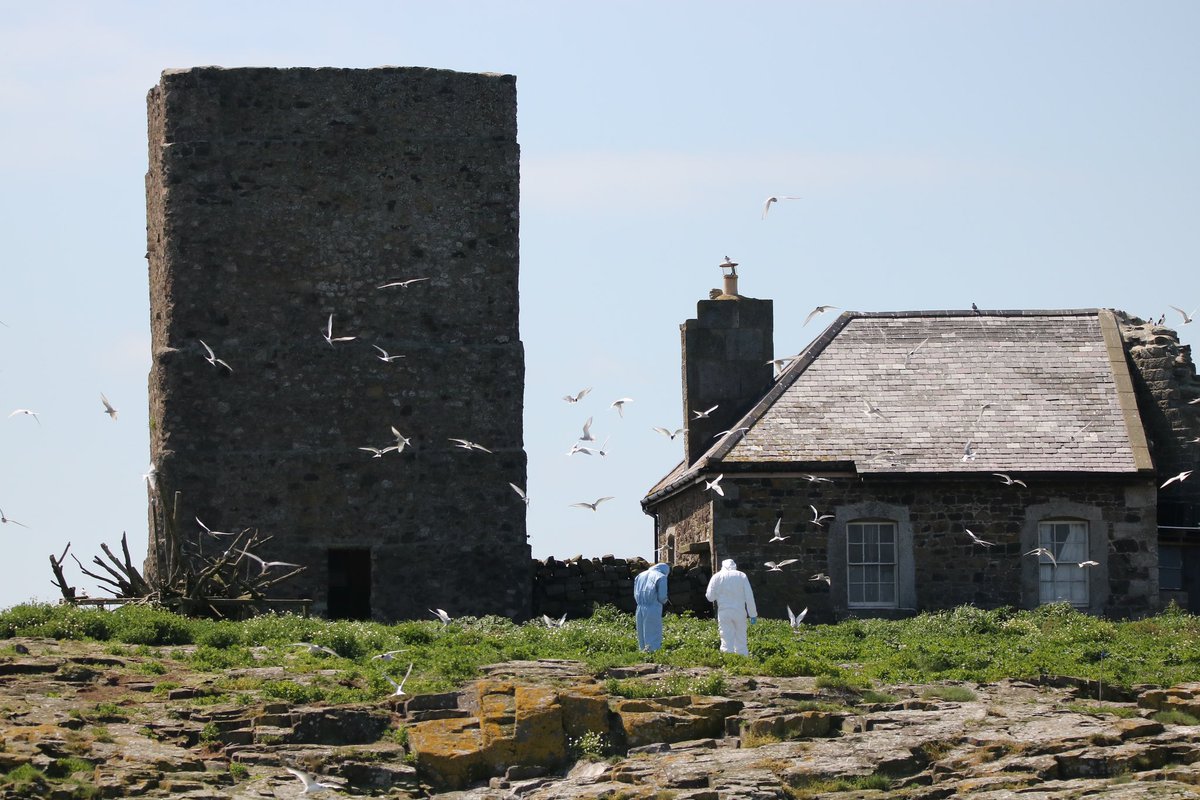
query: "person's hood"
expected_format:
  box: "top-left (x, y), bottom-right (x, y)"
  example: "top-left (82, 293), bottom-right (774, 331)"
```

top-left (652, 562), bottom-right (670, 576)
top-left (721, 558), bottom-right (737, 571)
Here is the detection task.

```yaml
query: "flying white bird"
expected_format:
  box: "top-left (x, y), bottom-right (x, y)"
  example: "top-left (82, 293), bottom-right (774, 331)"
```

top-left (691, 404), bottom-right (719, 420)
top-left (376, 277), bottom-right (430, 289)
top-left (712, 427), bottom-right (749, 440)
top-left (993, 473), bottom-right (1027, 488)
top-left (787, 605), bottom-right (809, 628)
top-left (290, 642), bottom-right (339, 657)
top-left (391, 427), bottom-right (412, 452)
top-left (358, 446), bottom-right (398, 458)
top-left (1169, 305), bottom-right (1196, 324)
top-left (509, 483), bottom-right (530, 506)
top-left (762, 195), bottom-right (802, 218)
top-left (964, 529), bottom-right (994, 548)
top-left (801, 474), bottom-right (833, 484)
top-left (8, 409), bottom-right (40, 425)
top-left (242, 551), bottom-right (302, 573)
top-left (1161, 470), bottom-right (1194, 489)
top-left (542, 612), bottom-right (568, 629)
top-left (810, 572), bottom-right (832, 585)
top-left (704, 474), bottom-right (725, 496)
top-left (579, 416), bottom-right (595, 442)
top-left (1190, 397), bottom-right (1200, 405)
top-left (962, 441), bottom-right (978, 462)
top-left (100, 393), bottom-right (118, 421)
top-left (764, 559), bottom-right (798, 572)
top-left (610, 398), bottom-right (633, 417)
top-left (809, 505), bottom-right (833, 527)
top-left (449, 438), bottom-right (492, 453)
top-left (768, 518), bottom-right (788, 542)
top-left (570, 497), bottom-right (614, 512)
top-left (1024, 547), bottom-right (1058, 568)
top-left (195, 517), bottom-right (239, 537)
top-left (372, 345), bottom-right (405, 363)
top-left (384, 662), bottom-right (414, 697)
top-left (323, 314), bottom-right (356, 347)
top-left (198, 340), bottom-right (232, 372)
top-left (0, 508), bottom-right (29, 528)
top-left (283, 766), bottom-right (338, 795)
top-left (862, 398), bottom-right (887, 419)
top-left (803, 305), bottom-right (838, 327)
top-left (566, 443), bottom-right (598, 456)
top-left (904, 338), bottom-right (930, 367)
top-left (563, 387), bottom-right (592, 404)
top-left (430, 608), bottom-right (452, 625)
top-left (597, 437), bottom-right (612, 457)
top-left (653, 426), bottom-right (687, 440)
top-left (371, 649), bottom-right (408, 661)
top-left (142, 465), bottom-right (158, 492)
top-left (1079, 560), bottom-right (1100, 568)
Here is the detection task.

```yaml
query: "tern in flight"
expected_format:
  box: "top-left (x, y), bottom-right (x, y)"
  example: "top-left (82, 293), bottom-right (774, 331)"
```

top-left (100, 393), bottom-right (118, 421)
top-left (765, 559), bottom-right (798, 572)
top-left (563, 387), bottom-right (592, 404)
top-left (0, 508), bottom-right (29, 528)
top-left (430, 608), bottom-right (452, 626)
top-left (384, 662), bottom-right (414, 697)
top-left (993, 473), bottom-right (1027, 488)
top-left (283, 766), bottom-right (338, 794)
top-left (579, 416), bottom-right (596, 442)
top-left (376, 277), bottom-right (430, 289)
top-left (8, 409), bottom-right (40, 425)
top-left (803, 305), bottom-right (838, 327)
top-left (242, 551), bottom-right (302, 573)
top-left (610, 398), bottom-right (633, 417)
top-left (509, 483), bottom-right (530, 506)
top-left (372, 345), bottom-right (405, 363)
top-left (653, 426), bottom-right (686, 440)
top-left (291, 642), bottom-right (339, 657)
top-left (762, 195), bottom-right (801, 218)
top-left (691, 404), bottom-right (719, 420)
top-left (323, 314), bottom-right (356, 347)
top-left (1169, 305), bottom-right (1196, 324)
top-left (198, 340), bottom-right (232, 372)
top-left (787, 606), bottom-right (809, 628)
top-left (768, 518), bottom-right (788, 542)
top-left (704, 474), bottom-right (725, 497)
top-left (964, 529), bottom-right (994, 548)
top-left (1025, 547), bottom-right (1058, 568)
top-left (1161, 470), bottom-right (1193, 489)
top-left (809, 505), bottom-right (833, 527)
top-left (449, 438), bottom-right (492, 453)
top-left (571, 497), bottom-right (614, 512)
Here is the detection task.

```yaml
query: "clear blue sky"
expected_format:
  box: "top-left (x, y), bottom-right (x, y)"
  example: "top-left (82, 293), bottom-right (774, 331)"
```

top-left (1, 1), bottom-right (1197, 609)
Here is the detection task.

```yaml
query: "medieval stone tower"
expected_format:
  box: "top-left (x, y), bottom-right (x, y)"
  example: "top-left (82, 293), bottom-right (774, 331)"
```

top-left (144, 67), bottom-right (530, 620)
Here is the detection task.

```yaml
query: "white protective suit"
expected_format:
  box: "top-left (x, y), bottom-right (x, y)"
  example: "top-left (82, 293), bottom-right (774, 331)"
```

top-left (705, 559), bottom-right (758, 655)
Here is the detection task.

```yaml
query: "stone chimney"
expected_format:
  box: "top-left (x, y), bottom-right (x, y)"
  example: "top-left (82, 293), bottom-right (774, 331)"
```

top-left (680, 259), bottom-right (774, 465)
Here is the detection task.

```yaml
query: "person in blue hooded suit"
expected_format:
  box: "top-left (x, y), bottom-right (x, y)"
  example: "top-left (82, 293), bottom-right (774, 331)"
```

top-left (633, 562), bottom-right (670, 652)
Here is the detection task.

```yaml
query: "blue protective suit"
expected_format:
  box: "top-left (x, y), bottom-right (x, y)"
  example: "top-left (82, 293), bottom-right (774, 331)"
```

top-left (634, 563), bottom-right (670, 652)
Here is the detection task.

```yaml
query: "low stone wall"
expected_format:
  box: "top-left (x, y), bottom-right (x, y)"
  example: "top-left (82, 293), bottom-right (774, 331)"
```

top-left (531, 556), bottom-right (713, 620)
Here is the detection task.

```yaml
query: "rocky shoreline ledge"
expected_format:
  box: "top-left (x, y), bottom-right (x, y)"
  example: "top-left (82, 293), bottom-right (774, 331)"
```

top-left (1, 639), bottom-right (1199, 798)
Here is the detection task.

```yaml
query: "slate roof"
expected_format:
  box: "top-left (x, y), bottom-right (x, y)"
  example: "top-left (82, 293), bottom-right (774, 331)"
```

top-left (645, 309), bottom-right (1153, 503)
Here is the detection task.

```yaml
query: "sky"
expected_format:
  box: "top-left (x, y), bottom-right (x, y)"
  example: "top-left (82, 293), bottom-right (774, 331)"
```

top-left (1, 1), bottom-right (1197, 610)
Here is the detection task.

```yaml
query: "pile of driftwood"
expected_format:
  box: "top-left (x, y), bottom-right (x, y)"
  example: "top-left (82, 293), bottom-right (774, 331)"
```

top-left (49, 527), bottom-right (307, 619)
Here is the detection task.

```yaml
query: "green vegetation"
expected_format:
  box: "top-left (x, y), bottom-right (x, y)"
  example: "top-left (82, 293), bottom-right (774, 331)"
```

top-left (787, 772), bottom-right (894, 797)
top-left (567, 730), bottom-right (610, 760)
top-left (1, 601), bottom-right (1199, 699)
top-left (1064, 702), bottom-right (1138, 718)
top-left (922, 685), bottom-right (978, 702)
top-left (1152, 709), bottom-right (1200, 726)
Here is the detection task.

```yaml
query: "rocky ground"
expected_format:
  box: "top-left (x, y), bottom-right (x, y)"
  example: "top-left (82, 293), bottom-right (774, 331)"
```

top-left (0, 637), bottom-right (1199, 798)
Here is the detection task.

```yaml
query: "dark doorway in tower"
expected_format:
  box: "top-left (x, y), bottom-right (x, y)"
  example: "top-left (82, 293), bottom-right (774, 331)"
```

top-left (328, 548), bottom-right (371, 620)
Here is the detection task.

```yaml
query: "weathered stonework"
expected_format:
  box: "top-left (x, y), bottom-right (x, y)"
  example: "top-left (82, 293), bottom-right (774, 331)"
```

top-left (144, 67), bottom-right (529, 621)
top-left (531, 557), bottom-right (712, 619)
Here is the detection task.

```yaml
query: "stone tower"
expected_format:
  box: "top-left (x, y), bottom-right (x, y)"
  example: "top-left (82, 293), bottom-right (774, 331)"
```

top-left (144, 67), bottom-right (530, 620)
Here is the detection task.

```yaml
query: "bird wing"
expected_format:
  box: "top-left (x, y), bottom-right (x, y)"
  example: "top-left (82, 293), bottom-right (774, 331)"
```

top-left (778, 559), bottom-right (798, 567)
top-left (199, 339), bottom-right (215, 359)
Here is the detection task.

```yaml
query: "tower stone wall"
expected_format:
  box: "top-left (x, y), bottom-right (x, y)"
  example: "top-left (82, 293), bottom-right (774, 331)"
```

top-left (144, 67), bottom-right (529, 620)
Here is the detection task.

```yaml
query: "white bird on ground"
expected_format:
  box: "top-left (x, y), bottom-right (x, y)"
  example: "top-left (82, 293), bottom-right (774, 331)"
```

top-left (579, 416), bottom-right (595, 441)
top-left (571, 497), bottom-right (615, 512)
top-left (372, 345), bottom-right (405, 363)
top-left (100, 393), bottom-right (118, 421)
top-left (384, 662), bottom-right (414, 697)
top-left (803, 305), bottom-right (838, 327)
top-left (787, 606), bottom-right (809, 628)
top-left (283, 765), bottom-right (338, 794)
top-left (862, 398), bottom-right (887, 419)
top-left (449, 438), bottom-right (492, 453)
top-left (0, 508), bottom-right (29, 528)
top-left (430, 608), bottom-right (452, 626)
top-left (704, 474), bottom-right (725, 496)
top-left (1025, 547), bottom-right (1058, 568)
top-left (509, 483), bottom-right (530, 506)
top-left (762, 195), bottom-right (801, 218)
top-left (371, 649), bottom-right (408, 661)
top-left (358, 446), bottom-right (398, 458)
top-left (1169, 305), bottom-right (1196, 324)
top-left (195, 517), bottom-right (239, 537)
top-left (712, 427), bottom-right (749, 440)
top-left (566, 443), bottom-right (598, 456)
top-left (563, 387), bottom-right (592, 404)
top-left (391, 427), bottom-right (412, 452)
top-left (291, 642), bottom-right (339, 657)
top-left (241, 550), bottom-right (302, 573)
top-left (768, 518), bottom-right (788, 542)
top-left (653, 426), bottom-right (686, 440)
top-left (810, 573), bottom-right (831, 585)
top-left (993, 473), bottom-right (1027, 487)
top-left (323, 314), bottom-right (356, 347)
top-left (964, 529), bottom-right (994, 548)
top-left (377, 277), bottom-right (430, 289)
top-left (542, 613), bottom-right (568, 629)
top-left (809, 505), bottom-right (833, 527)
top-left (198, 340), bottom-right (232, 372)
top-left (691, 404), bottom-right (719, 420)
top-left (764, 559), bottom-right (798, 572)
top-left (1161, 470), bottom-right (1194, 489)
top-left (8, 409), bottom-right (40, 425)
top-left (610, 398), bottom-right (633, 417)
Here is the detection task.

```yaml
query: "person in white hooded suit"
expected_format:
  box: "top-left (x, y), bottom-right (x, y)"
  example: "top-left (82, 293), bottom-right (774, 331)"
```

top-left (704, 558), bottom-right (758, 655)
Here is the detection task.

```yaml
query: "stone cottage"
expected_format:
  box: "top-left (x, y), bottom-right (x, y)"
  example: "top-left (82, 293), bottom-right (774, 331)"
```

top-left (642, 269), bottom-right (1200, 621)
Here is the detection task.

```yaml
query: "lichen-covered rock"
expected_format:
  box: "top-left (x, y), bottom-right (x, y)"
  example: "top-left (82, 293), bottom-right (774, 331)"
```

top-left (611, 696), bottom-right (742, 749)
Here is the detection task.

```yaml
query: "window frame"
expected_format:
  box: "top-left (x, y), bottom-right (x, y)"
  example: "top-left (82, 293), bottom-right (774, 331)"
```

top-left (1037, 518), bottom-right (1090, 607)
top-left (846, 519), bottom-right (899, 609)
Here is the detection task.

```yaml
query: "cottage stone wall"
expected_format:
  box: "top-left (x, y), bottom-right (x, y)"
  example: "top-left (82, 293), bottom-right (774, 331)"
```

top-left (531, 557), bottom-right (713, 619)
top-left (667, 473), bottom-right (1158, 623)
top-left (144, 67), bottom-right (529, 621)
top-left (650, 489), bottom-right (713, 570)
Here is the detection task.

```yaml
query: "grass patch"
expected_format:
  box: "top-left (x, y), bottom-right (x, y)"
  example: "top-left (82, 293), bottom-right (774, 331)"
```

top-left (1065, 701), bottom-right (1138, 718)
top-left (1152, 709), bottom-right (1200, 726)
top-left (921, 685), bottom-right (977, 702)
top-left (605, 671), bottom-right (726, 699)
top-left (787, 772), bottom-right (894, 797)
